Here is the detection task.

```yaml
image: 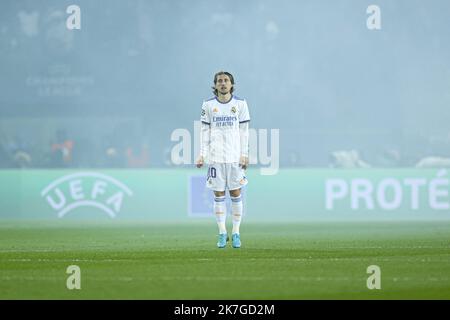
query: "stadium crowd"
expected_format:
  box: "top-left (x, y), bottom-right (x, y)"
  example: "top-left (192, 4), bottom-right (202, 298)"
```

top-left (1, 127), bottom-right (449, 169)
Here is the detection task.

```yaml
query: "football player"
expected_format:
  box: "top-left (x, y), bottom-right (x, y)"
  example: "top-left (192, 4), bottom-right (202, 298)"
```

top-left (196, 71), bottom-right (250, 248)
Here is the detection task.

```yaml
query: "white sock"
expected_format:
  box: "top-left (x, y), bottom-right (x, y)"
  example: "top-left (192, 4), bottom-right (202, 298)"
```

top-left (231, 195), bottom-right (242, 234)
top-left (214, 196), bottom-right (227, 234)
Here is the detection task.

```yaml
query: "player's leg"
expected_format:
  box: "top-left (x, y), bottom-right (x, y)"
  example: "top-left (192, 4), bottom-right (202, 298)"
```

top-left (213, 190), bottom-right (226, 235)
top-left (229, 188), bottom-right (242, 248)
top-left (214, 188), bottom-right (228, 248)
top-left (206, 164), bottom-right (228, 248)
top-left (227, 163), bottom-right (248, 248)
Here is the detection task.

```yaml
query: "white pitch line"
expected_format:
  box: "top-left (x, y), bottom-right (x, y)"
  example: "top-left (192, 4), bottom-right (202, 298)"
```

top-left (194, 257), bottom-right (449, 262)
top-left (329, 246), bottom-right (450, 249)
top-left (1, 276), bottom-right (449, 282)
top-left (1, 257), bottom-right (449, 263)
top-left (0, 258), bottom-right (134, 262)
top-left (0, 245), bottom-right (448, 253)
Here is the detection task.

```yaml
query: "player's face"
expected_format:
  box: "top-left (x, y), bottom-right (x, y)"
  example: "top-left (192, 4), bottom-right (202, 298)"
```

top-left (215, 75), bottom-right (233, 95)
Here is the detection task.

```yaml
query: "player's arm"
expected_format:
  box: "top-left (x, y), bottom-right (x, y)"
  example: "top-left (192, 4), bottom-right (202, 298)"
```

top-left (239, 100), bottom-right (250, 169)
top-left (239, 122), bottom-right (249, 169)
top-left (197, 104), bottom-right (211, 168)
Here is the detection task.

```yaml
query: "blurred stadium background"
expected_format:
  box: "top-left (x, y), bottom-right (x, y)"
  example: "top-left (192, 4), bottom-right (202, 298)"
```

top-left (1, 0), bottom-right (450, 221)
top-left (2, 0), bottom-right (450, 168)
top-left (1, 0), bottom-right (450, 300)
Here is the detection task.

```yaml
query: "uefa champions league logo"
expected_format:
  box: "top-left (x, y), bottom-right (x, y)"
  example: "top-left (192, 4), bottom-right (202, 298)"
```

top-left (41, 172), bottom-right (133, 218)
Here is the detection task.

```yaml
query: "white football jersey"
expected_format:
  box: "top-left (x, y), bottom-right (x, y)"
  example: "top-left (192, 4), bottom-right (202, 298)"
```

top-left (200, 95), bottom-right (250, 163)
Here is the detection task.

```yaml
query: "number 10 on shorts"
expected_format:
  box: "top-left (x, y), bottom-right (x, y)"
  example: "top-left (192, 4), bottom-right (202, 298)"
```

top-left (207, 167), bottom-right (217, 179)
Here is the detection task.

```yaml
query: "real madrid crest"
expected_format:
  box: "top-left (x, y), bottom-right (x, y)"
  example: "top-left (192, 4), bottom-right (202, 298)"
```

top-left (231, 106), bottom-right (236, 114)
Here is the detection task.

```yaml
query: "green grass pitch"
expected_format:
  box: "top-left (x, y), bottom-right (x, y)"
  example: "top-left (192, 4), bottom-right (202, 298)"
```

top-left (0, 220), bottom-right (449, 299)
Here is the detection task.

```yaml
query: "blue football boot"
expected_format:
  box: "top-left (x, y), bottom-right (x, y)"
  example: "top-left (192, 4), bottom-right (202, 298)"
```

top-left (217, 233), bottom-right (228, 248)
top-left (232, 233), bottom-right (241, 248)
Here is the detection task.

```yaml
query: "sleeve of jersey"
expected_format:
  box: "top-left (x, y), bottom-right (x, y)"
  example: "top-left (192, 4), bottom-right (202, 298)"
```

top-left (200, 103), bottom-right (211, 157)
top-left (200, 103), bottom-right (210, 125)
top-left (239, 122), bottom-right (249, 157)
top-left (239, 100), bottom-right (250, 124)
top-left (239, 101), bottom-right (250, 157)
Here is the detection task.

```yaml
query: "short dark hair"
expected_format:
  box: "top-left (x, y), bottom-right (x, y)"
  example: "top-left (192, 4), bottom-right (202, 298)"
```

top-left (212, 71), bottom-right (234, 96)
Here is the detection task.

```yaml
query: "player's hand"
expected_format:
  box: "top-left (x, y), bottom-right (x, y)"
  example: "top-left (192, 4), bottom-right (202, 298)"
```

top-left (196, 155), bottom-right (204, 168)
top-left (239, 156), bottom-right (249, 170)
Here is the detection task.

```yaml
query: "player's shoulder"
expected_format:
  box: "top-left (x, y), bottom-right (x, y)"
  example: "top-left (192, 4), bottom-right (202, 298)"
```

top-left (204, 96), bottom-right (216, 103)
top-left (233, 96), bottom-right (249, 109)
top-left (233, 95), bottom-right (246, 102)
top-left (202, 97), bottom-right (217, 108)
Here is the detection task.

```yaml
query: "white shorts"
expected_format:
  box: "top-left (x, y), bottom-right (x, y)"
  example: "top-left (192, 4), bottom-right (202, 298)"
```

top-left (206, 162), bottom-right (248, 192)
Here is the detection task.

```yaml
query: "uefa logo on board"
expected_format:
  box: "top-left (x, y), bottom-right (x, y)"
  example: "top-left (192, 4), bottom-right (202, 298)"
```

top-left (41, 172), bottom-right (133, 218)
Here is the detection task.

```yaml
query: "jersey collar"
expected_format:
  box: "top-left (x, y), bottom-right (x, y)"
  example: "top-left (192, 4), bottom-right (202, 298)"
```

top-left (215, 95), bottom-right (233, 104)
